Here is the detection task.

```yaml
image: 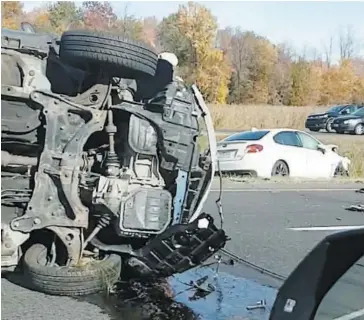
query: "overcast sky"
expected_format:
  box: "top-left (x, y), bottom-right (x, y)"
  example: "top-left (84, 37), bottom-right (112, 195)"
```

top-left (22, 1), bottom-right (364, 60)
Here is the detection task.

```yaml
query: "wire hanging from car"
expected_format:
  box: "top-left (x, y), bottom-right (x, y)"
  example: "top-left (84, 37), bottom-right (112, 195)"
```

top-left (216, 160), bottom-right (224, 230)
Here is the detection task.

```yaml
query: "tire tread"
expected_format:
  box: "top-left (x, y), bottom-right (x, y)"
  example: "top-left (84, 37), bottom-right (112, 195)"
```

top-left (59, 31), bottom-right (158, 78)
top-left (24, 244), bottom-right (122, 296)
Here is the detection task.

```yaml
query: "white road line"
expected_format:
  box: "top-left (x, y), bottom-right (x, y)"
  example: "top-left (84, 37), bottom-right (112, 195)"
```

top-left (210, 188), bottom-right (358, 192)
top-left (333, 308), bottom-right (364, 320)
top-left (289, 226), bottom-right (364, 232)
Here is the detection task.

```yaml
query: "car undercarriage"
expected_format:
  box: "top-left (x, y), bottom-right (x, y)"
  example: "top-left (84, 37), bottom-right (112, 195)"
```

top-left (1, 27), bottom-right (227, 295)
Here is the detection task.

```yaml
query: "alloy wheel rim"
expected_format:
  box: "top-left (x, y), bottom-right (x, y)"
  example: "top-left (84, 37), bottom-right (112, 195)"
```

top-left (275, 163), bottom-right (288, 176)
top-left (356, 124), bottom-right (364, 135)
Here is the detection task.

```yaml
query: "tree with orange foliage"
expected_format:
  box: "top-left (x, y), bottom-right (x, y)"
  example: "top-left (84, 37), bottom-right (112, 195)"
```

top-left (320, 59), bottom-right (364, 105)
top-left (23, 5), bottom-right (53, 33)
top-left (142, 16), bottom-right (159, 49)
top-left (82, 1), bottom-right (117, 31)
top-left (1, 1), bottom-right (23, 30)
top-left (159, 2), bottom-right (230, 103)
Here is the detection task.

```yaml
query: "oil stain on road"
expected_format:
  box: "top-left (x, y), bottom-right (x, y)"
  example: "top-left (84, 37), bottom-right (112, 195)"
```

top-left (80, 256), bottom-right (279, 320)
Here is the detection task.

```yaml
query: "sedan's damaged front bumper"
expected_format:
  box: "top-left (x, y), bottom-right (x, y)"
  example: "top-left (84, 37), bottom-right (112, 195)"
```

top-left (127, 213), bottom-right (228, 277)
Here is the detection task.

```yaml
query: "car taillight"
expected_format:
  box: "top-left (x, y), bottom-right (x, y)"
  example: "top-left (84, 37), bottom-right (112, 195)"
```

top-left (246, 144), bottom-right (264, 153)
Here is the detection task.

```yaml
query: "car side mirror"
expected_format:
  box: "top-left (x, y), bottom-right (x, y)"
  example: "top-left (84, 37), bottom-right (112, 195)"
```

top-left (269, 228), bottom-right (364, 320)
top-left (341, 109), bottom-right (349, 115)
top-left (317, 144), bottom-right (326, 154)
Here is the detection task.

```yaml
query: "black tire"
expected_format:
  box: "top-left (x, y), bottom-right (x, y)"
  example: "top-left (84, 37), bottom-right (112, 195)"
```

top-left (59, 30), bottom-right (158, 78)
top-left (309, 128), bottom-right (320, 132)
top-left (271, 160), bottom-right (289, 177)
top-left (334, 164), bottom-right (349, 177)
top-left (23, 243), bottom-right (122, 296)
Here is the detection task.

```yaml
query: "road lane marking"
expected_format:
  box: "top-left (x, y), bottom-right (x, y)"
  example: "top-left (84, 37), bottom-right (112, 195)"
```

top-left (289, 226), bottom-right (364, 231)
top-left (210, 188), bottom-right (358, 192)
top-left (333, 308), bottom-right (364, 320)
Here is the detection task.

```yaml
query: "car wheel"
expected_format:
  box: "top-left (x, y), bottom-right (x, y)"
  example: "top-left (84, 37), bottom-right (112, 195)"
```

top-left (23, 243), bottom-right (122, 296)
top-left (271, 160), bottom-right (290, 177)
top-left (334, 164), bottom-right (349, 177)
top-left (325, 118), bottom-right (335, 132)
top-left (354, 123), bottom-right (364, 135)
top-left (59, 30), bottom-right (158, 79)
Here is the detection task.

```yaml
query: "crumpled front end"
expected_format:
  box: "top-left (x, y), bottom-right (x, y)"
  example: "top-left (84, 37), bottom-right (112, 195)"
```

top-left (120, 84), bottom-right (227, 277)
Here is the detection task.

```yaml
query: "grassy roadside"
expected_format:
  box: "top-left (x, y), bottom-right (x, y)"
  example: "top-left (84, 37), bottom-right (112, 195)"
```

top-left (209, 104), bottom-right (327, 131)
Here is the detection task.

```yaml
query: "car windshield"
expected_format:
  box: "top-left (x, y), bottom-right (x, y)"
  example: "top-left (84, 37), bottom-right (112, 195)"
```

top-left (328, 105), bottom-right (345, 113)
top-left (353, 108), bottom-right (364, 116)
top-left (223, 130), bottom-right (270, 141)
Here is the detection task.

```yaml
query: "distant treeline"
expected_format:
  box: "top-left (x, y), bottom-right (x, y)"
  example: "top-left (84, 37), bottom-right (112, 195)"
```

top-left (2, 1), bottom-right (364, 105)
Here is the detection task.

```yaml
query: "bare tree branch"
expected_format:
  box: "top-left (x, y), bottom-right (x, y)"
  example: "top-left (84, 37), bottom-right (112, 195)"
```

top-left (323, 35), bottom-right (333, 68)
top-left (339, 25), bottom-right (356, 59)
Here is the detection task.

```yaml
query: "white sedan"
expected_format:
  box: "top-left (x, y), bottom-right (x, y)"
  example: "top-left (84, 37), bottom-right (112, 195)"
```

top-left (216, 128), bottom-right (351, 179)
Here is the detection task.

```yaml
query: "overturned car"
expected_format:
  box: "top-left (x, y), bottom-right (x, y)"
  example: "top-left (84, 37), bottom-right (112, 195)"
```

top-left (1, 26), bottom-right (227, 296)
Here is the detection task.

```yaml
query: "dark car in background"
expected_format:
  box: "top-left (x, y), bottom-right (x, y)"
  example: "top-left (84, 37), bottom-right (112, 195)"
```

top-left (332, 107), bottom-right (364, 135)
top-left (305, 104), bottom-right (364, 133)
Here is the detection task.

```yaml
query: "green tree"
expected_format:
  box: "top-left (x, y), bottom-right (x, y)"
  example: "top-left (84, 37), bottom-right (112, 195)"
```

top-left (157, 13), bottom-right (191, 66)
top-left (48, 1), bottom-right (82, 34)
top-left (224, 30), bottom-right (277, 104)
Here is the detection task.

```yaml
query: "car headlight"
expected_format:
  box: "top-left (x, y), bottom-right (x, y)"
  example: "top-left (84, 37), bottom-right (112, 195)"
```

top-left (343, 120), bottom-right (349, 124)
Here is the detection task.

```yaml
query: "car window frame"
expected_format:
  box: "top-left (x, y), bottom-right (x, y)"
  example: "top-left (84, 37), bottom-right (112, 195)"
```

top-left (328, 105), bottom-right (344, 113)
top-left (223, 130), bottom-right (270, 142)
top-left (295, 131), bottom-right (322, 151)
top-left (340, 106), bottom-right (349, 114)
top-left (341, 105), bottom-right (356, 114)
top-left (273, 131), bottom-right (303, 148)
top-left (353, 106), bottom-right (364, 116)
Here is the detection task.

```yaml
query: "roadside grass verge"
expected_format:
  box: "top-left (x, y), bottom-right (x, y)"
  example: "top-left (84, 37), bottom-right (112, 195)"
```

top-left (209, 104), bottom-right (326, 130)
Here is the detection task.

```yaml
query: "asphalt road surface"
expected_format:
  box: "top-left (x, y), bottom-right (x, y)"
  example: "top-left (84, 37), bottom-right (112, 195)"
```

top-left (206, 179), bottom-right (364, 320)
top-left (207, 179), bottom-right (364, 277)
top-left (2, 180), bottom-right (364, 320)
